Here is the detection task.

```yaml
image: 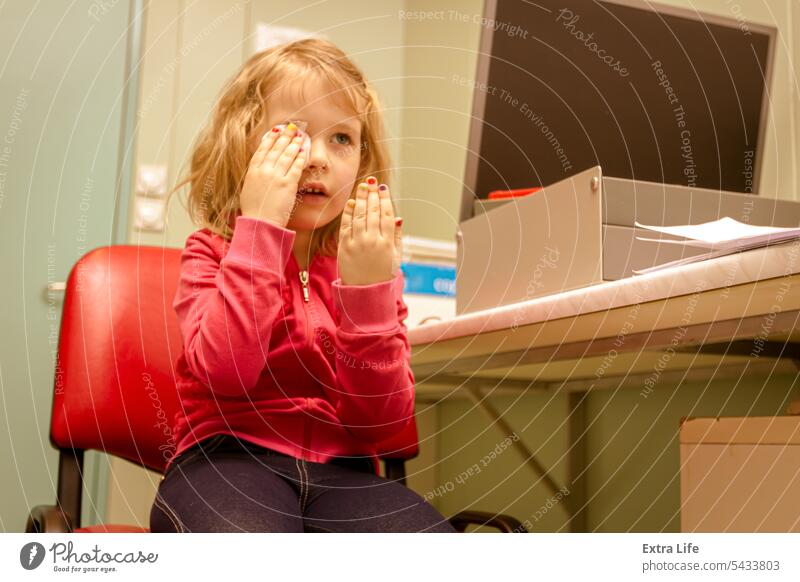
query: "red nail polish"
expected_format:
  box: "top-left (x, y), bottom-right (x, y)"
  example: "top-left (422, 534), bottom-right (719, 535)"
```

top-left (395, 217), bottom-right (403, 227)
top-left (272, 127), bottom-right (280, 132)
top-left (299, 147), bottom-right (304, 152)
top-left (367, 177), bottom-right (377, 185)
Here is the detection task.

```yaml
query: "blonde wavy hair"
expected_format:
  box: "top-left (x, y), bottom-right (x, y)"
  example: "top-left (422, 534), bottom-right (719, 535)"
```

top-left (170, 38), bottom-right (392, 258)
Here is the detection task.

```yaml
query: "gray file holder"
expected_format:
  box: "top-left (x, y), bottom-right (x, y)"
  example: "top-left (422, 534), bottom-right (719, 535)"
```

top-left (456, 166), bottom-right (800, 315)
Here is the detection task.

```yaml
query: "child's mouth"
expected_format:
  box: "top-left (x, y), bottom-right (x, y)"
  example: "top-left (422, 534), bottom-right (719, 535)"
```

top-left (298, 184), bottom-right (328, 196)
top-left (297, 190), bottom-right (328, 204)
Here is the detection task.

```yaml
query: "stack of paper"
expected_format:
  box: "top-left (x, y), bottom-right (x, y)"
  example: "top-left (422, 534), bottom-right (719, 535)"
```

top-left (632, 217), bottom-right (800, 274)
top-left (401, 235), bottom-right (457, 267)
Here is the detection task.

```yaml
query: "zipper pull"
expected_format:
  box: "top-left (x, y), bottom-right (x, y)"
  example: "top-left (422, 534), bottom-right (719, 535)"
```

top-left (299, 269), bottom-right (310, 302)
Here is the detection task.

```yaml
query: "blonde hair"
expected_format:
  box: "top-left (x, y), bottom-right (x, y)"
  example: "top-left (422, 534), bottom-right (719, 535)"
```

top-left (171, 38), bottom-right (392, 258)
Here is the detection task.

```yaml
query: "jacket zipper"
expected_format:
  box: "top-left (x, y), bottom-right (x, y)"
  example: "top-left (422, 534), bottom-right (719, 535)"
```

top-left (299, 268), bottom-right (312, 350)
top-left (298, 268), bottom-right (313, 461)
top-left (299, 269), bottom-right (310, 303)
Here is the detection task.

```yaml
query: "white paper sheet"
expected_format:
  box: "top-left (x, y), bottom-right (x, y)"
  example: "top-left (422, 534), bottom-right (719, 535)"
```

top-left (632, 216), bottom-right (800, 274)
top-left (634, 216), bottom-right (800, 245)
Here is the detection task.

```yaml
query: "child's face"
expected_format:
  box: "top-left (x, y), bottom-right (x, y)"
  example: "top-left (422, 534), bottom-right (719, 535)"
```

top-left (255, 77), bottom-right (363, 233)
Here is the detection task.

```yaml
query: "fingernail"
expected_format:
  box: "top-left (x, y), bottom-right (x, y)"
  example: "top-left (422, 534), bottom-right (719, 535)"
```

top-left (287, 122), bottom-right (297, 132)
top-left (299, 147), bottom-right (304, 152)
top-left (395, 217), bottom-right (403, 227)
top-left (378, 184), bottom-right (388, 191)
top-left (358, 183), bottom-right (368, 190)
top-left (367, 177), bottom-right (377, 186)
top-left (271, 127), bottom-right (280, 133)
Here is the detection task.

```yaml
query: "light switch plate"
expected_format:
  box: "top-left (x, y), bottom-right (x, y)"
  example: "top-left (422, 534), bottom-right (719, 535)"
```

top-left (136, 164), bottom-right (168, 197)
top-left (133, 196), bottom-right (166, 231)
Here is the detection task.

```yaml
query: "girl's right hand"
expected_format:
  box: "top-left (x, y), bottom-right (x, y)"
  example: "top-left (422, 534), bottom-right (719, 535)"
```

top-left (239, 123), bottom-right (307, 228)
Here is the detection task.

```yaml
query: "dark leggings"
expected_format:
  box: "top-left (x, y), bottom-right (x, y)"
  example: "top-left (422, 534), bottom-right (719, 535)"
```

top-left (150, 434), bottom-right (456, 533)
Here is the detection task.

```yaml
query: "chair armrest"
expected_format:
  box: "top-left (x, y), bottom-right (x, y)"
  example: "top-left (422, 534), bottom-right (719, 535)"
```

top-left (26, 505), bottom-right (73, 533)
top-left (448, 510), bottom-right (527, 533)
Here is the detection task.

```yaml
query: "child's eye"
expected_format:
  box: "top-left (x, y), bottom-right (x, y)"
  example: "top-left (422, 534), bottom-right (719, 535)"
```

top-left (333, 133), bottom-right (352, 145)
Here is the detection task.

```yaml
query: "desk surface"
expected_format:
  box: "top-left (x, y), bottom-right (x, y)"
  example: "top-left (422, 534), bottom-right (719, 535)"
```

top-left (409, 241), bottom-right (800, 398)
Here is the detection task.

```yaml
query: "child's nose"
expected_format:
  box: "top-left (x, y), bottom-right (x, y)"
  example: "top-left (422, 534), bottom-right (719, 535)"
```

top-left (304, 137), bottom-right (329, 171)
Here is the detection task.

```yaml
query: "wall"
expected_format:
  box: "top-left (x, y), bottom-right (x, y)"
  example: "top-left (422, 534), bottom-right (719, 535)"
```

top-left (400, 0), bottom-right (484, 240)
top-left (0, 0), bottom-right (140, 532)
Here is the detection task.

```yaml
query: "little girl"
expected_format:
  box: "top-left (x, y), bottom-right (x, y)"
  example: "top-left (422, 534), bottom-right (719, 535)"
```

top-left (149, 38), bottom-right (455, 533)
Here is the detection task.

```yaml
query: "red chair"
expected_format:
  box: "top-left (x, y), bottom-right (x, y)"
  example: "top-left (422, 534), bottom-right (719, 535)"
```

top-left (26, 245), bottom-right (525, 533)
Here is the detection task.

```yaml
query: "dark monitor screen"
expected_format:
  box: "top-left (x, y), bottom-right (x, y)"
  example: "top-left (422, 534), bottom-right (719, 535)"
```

top-left (462, 0), bottom-right (775, 221)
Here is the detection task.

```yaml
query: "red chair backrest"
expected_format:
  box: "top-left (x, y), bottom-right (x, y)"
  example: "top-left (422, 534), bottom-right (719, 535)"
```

top-left (50, 245), bottom-right (418, 473)
top-left (51, 246), bottom-right (184, 472)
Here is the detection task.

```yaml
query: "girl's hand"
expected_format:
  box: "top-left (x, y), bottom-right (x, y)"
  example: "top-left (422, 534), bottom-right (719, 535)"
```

top-left (338, 177), bottom-right (403, 286)
top-left (239, 123), bottom-right (307, 228)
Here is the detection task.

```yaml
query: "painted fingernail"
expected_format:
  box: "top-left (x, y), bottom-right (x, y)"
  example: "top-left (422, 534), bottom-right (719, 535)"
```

top-left (367, 177), bottom-right (377, 186)
top-left (287, 122), bottom-right (297, 132)
top-left (271, 127), bottom-right (280, 133)
top-left (299, 147), bottom-right (304, 152)
top-left (395, 217), bottom-right (403, 227)
top-left (378, 184), bottom-right (388, 191)
top-left (358, 183), bottom-right (368, 190)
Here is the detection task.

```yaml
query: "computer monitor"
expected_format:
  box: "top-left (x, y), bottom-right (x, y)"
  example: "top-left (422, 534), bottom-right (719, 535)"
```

top-left (461, 0), bottom-right (776, 222)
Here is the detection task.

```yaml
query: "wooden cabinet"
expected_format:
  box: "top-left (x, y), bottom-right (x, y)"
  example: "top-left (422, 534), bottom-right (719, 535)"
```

top-left (680, 416), bottom-right (800, 532)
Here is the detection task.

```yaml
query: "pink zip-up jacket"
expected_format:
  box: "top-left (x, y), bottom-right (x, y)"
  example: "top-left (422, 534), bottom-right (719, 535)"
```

top-left (168, 215), bottom-right (414, 472)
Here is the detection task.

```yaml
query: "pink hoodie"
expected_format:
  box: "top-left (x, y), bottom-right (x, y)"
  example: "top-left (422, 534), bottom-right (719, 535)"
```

top-left (168, 216), bottom-right (414, 472)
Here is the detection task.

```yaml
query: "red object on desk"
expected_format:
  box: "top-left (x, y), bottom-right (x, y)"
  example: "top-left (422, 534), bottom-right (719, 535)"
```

top-left (487, 186), bottom-right (542, 200)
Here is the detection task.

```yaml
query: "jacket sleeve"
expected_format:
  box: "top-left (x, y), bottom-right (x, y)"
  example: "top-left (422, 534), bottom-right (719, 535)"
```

top-left (173, 216), bottom-right (295, 397)
top-left (329, 270), bottom-right (415, 444)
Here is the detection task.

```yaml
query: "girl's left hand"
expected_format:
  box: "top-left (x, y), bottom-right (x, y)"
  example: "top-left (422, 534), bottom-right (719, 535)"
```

top-left (338, 177), bottom-right (402, 286)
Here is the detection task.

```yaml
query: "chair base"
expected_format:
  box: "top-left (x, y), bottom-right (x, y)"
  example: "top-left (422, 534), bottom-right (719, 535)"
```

top-left (448, 510), bottom-right (528, 533)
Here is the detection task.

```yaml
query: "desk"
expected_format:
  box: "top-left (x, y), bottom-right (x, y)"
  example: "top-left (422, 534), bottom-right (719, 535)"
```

top-left (408, 240), bottom-right (800, 531)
